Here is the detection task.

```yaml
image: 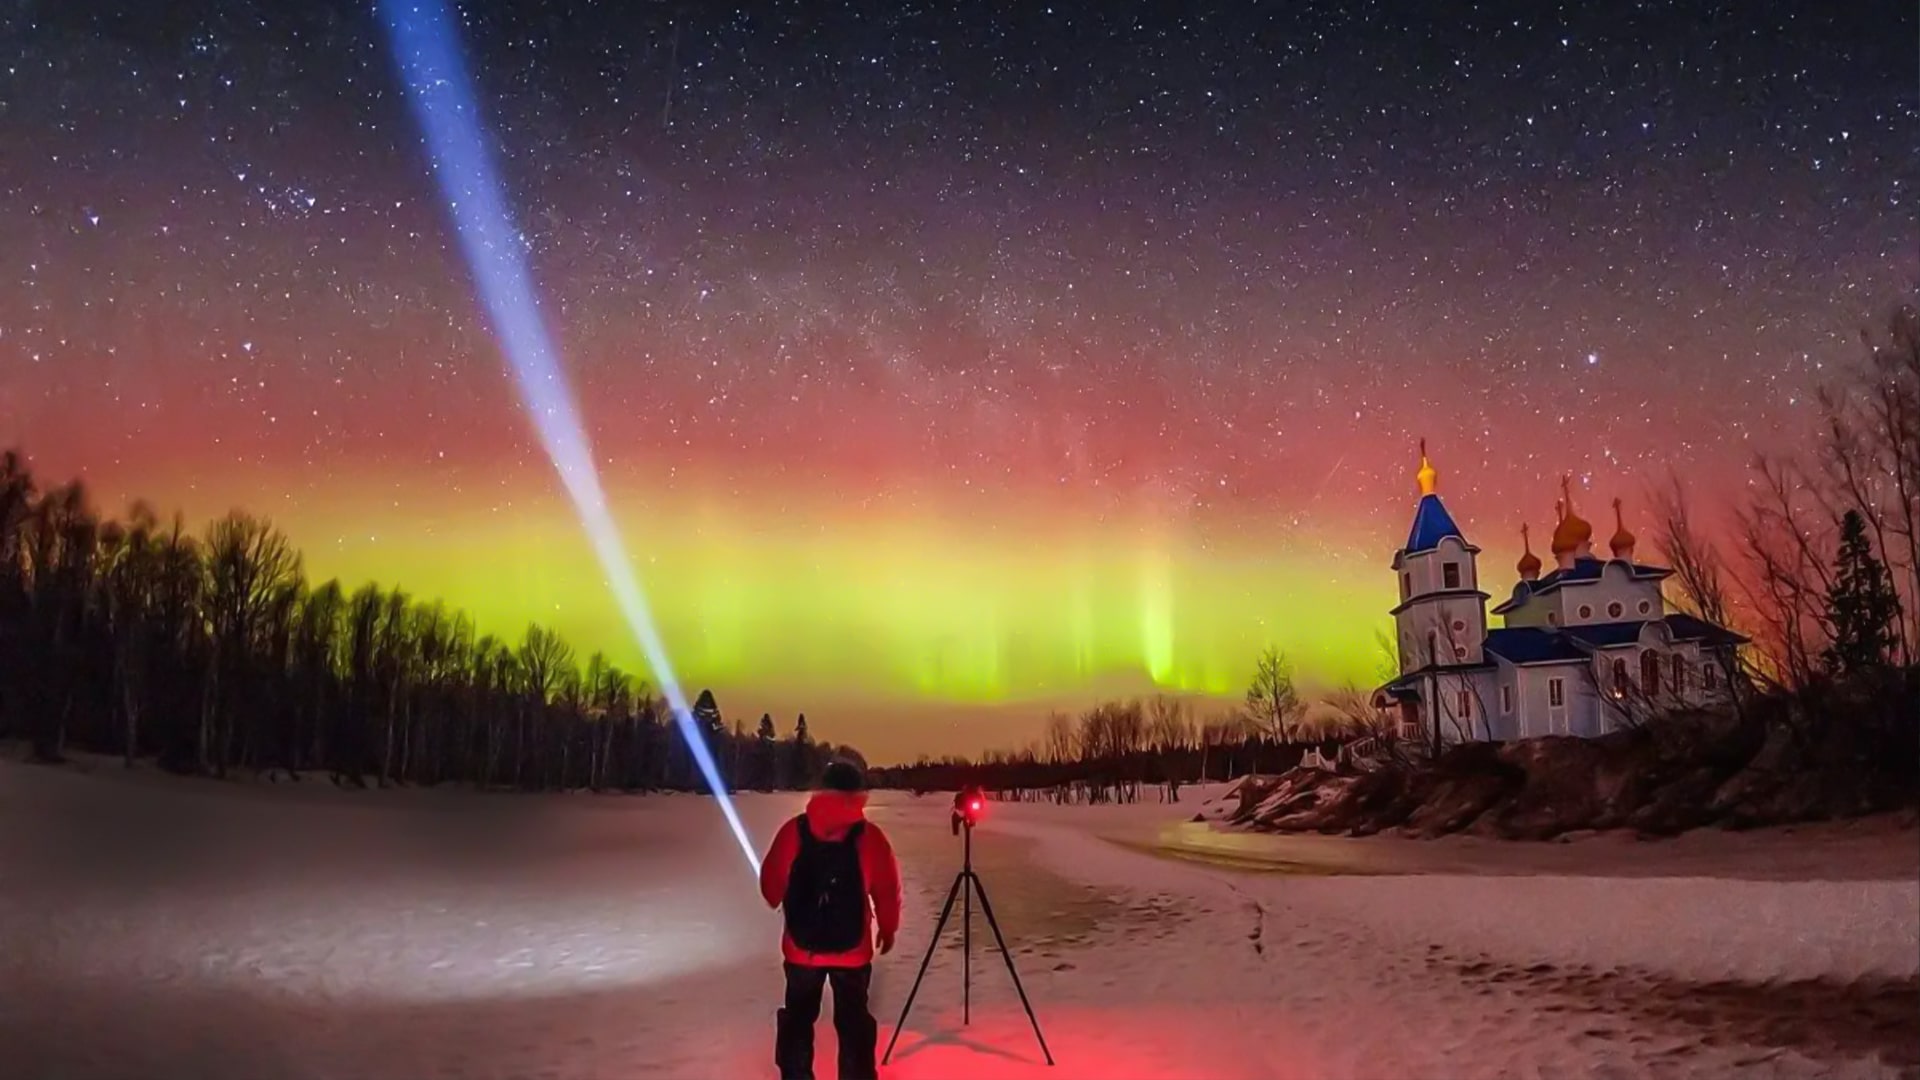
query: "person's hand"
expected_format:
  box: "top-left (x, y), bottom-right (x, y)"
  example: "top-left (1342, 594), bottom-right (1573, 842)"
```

top-left (877, 932), bottom-right (896, 956)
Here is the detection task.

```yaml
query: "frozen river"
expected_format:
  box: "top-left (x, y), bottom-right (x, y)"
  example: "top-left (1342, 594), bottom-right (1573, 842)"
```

top-left (2, 760), bottom-right (1915, 1079)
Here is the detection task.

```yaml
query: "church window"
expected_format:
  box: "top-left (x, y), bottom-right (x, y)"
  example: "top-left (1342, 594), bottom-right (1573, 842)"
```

top-left (1442, 562), bottom-right (1461, 589)
top-left (1671, 653), bottom-right (1687, 694)
top-left (1454, 645), bottom-right (1468, 660)
top-left (1638, 599), bottom-right (1653, 615)
top-left (1703, 662), bottom-right (1718, 691)
top-left (1607, 601), bottom-right (1624, 619)
top-left (1641, 651), bottom-right (1662, 696)
top-left (1427, 631), bottom-right (1437, 663)
top-left (1457, 689), bottom-right (1472, 720)
top-left (1547, 612), bottom-right (1560, 626)
top-left (1548, 678), bottom-right (1565, 708)
top-left (1401, 572), bottom-right (1411, 600)
top-left (1501, 684), bottom-right (1513, 713)
top-left (1578, 604), bottom-right (1593, 619)
top-left (1452, 619), bottom-right (1466, 633)
top-left (1611, 658), bottom-right (1630, 697)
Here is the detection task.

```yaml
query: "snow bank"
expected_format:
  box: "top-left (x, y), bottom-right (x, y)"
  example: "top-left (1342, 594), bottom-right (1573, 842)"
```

top-left (996, 805), bottom-right (1920, 984)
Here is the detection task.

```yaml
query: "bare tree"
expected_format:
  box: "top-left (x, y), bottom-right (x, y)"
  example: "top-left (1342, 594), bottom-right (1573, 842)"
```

top-left (1650, 475), bottom-right (1736, 628)
top-left (202, 512), bottom-right (301, 776)
top-left (1324, 680), bottom-right (1393, 738)
top-left (1243, 645), bottom-right (1307, 742)
top-left (1371, 626), bottom-right (1400, 683)
top-left (1418, 616), bottom-right (1491, 751)
top-left (1042, 709), bottom-right (1077, 764)
top-left (1734, 456), bottom-right (1838, 688)
top-left (1147, 694), bottom-right (1190, 753)
top-left (1198, 711), bottom-right (1247, 781)
top-left (1649, 475), bottom-right (1752, 710)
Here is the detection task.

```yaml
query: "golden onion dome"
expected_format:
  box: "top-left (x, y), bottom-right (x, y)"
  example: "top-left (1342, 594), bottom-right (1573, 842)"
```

top-left (1609, 497), bottom-right (1637, 559)
top-left (1517, 523), bottom-right (1542, 580)
top-left (1550, 476), bottom-right (1591, 556)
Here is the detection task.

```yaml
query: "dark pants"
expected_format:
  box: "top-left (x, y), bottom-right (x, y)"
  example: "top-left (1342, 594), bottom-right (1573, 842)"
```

top-left (776, 962), bottom-right (877, 1080)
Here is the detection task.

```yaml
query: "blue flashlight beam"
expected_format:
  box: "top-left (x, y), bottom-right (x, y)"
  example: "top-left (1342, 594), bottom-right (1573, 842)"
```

top-left (378, 0), bottom-right (760, 875)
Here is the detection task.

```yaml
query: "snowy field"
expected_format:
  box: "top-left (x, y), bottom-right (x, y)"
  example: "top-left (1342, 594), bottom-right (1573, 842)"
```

top-left (1, 760), bottom-right (1915, 1079)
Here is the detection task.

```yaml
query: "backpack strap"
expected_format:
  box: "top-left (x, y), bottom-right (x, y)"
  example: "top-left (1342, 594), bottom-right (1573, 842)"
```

top-left (794, 814), bottom-right (816, 848)
top-left (844, 821), bottom-right (866, 844)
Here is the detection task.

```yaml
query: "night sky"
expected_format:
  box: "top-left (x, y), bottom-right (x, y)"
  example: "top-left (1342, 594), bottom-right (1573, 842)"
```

top-left (2, 1), bottom-right (1914, 759)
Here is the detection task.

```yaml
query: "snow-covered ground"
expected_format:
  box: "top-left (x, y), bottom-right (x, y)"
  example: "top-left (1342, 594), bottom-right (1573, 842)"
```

top-left (1, 760), bottom-right (1914, 1079)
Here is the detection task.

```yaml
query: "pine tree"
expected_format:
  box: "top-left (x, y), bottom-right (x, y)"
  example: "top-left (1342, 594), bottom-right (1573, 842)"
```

top-left (755, 713), bottom-right (777, 791)
top-left (1824, 509), bottom-right (1902, 677)
top-left (690, 689), bottom-right (726, 791)
top-left (730, 719), bottom-right (746, 790)
top-left (789, 713), bottom-right (814, 789)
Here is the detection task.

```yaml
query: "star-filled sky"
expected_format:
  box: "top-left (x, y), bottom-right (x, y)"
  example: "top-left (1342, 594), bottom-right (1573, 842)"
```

top-left (2, 0), bottom-right (1914, 760)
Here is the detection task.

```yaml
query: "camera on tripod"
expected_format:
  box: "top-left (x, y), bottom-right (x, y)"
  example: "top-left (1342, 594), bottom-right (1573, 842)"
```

top-left (951, 785), bottom-right (986, 835)
top-left (889, 781), bottom-right (1053, 1067)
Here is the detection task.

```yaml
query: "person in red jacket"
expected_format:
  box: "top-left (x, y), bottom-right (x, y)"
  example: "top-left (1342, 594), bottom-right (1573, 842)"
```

top-left (760, 760), bottom-right (902, 1080)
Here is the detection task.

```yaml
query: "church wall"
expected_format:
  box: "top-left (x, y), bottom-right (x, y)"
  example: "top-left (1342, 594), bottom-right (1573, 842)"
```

top-left (1397, 536), bottom-right (1479, 600)
top-left (1593, 636), bottom-right (1736, 723)
top-left (1487, 660), bottom-right (1523, 740)
top-left (1395, 594), bottom-right (1488, 670)
top-left (1425, 670), bottom-right (1497, 743)
top-left (1555, 563), bottom-right (1666, 626)
top-left (1569, 663), bottom-right (1609, 736)
top-left (1506, 663), bottom-right (1586, 738)
top-left (1497, 594), bottom-right (1555, 629)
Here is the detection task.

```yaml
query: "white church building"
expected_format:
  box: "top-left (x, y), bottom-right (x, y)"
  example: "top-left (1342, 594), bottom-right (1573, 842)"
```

top-left (1372, 446), bottom-right (1745, 746)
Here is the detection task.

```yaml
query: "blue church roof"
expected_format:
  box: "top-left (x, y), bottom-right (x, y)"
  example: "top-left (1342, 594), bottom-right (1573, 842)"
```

top-left (1483, 627), bottom-right (1589, 665)
top-left (1404, 494), bottom-right (1466, 554)
top-left (1664, 613), bottom-right (1750, 646)
top-left (1561, 621), bottom-right (1646, 648)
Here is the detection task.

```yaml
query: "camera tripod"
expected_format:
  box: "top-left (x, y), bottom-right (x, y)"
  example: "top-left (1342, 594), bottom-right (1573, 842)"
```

top-left (882, 815), bottom-right (1054, 1066)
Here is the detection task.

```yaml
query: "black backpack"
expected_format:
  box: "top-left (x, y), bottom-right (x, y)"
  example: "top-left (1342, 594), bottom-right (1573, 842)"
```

top-left (783, 816), bottom-right (869, 954)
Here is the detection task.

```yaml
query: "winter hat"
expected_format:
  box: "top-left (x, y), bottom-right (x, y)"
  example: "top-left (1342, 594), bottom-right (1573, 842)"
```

top-left (821, 759), bottom-right (866, 793)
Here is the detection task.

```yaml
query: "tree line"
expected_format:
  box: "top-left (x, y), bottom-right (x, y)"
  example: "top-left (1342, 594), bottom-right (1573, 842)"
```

top-left (870, 649), bottom-right (1357, 803)
top-left (0, 455), bottom-right (861, 793)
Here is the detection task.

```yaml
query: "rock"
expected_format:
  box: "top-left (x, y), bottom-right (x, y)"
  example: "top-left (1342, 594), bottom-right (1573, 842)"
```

top-left (1263, 775), bottom-right (1360, 832)
top-left (1229, 774), bottom-right (1293, 823)
top-left (1481, 732), bottom-right (1654, 840)
top-left (1628, 766), bottom-right (1723, 836)
top-left (1404, 770), bottom-right (1520, 838)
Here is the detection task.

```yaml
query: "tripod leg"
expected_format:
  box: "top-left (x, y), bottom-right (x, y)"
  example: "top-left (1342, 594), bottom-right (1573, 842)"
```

top-left (882, 871), bottom-right (965, 1065)
top-left (966, 871), bottom-right (1055, 1066)
top-left (963, 867), bottom-right (972, 1025)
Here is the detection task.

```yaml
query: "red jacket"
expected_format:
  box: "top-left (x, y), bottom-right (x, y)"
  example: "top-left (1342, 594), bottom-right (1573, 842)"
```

top-left (759, 791), bottom-right (902, 968)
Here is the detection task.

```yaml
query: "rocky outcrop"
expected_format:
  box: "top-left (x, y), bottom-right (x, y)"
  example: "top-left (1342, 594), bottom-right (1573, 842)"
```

top-left (1237, 710), bottom-right (1917, 841)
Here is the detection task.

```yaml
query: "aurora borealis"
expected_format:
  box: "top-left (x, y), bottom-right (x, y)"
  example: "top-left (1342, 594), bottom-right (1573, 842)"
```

top-left (3, 1), bottom-right (1914, 759)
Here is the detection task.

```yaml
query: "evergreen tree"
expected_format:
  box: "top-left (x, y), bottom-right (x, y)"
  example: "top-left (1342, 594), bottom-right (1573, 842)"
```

top-left (690, 688), bottom-right (726, 790)
top-left (755, 713), bottom-right (777, 790)
top-left (1824, 509), bottom-right (1902, 676)
top-left (790, 713), bottom-right (815, 788)
top-left (730, 719), bottom-right (746, 790)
